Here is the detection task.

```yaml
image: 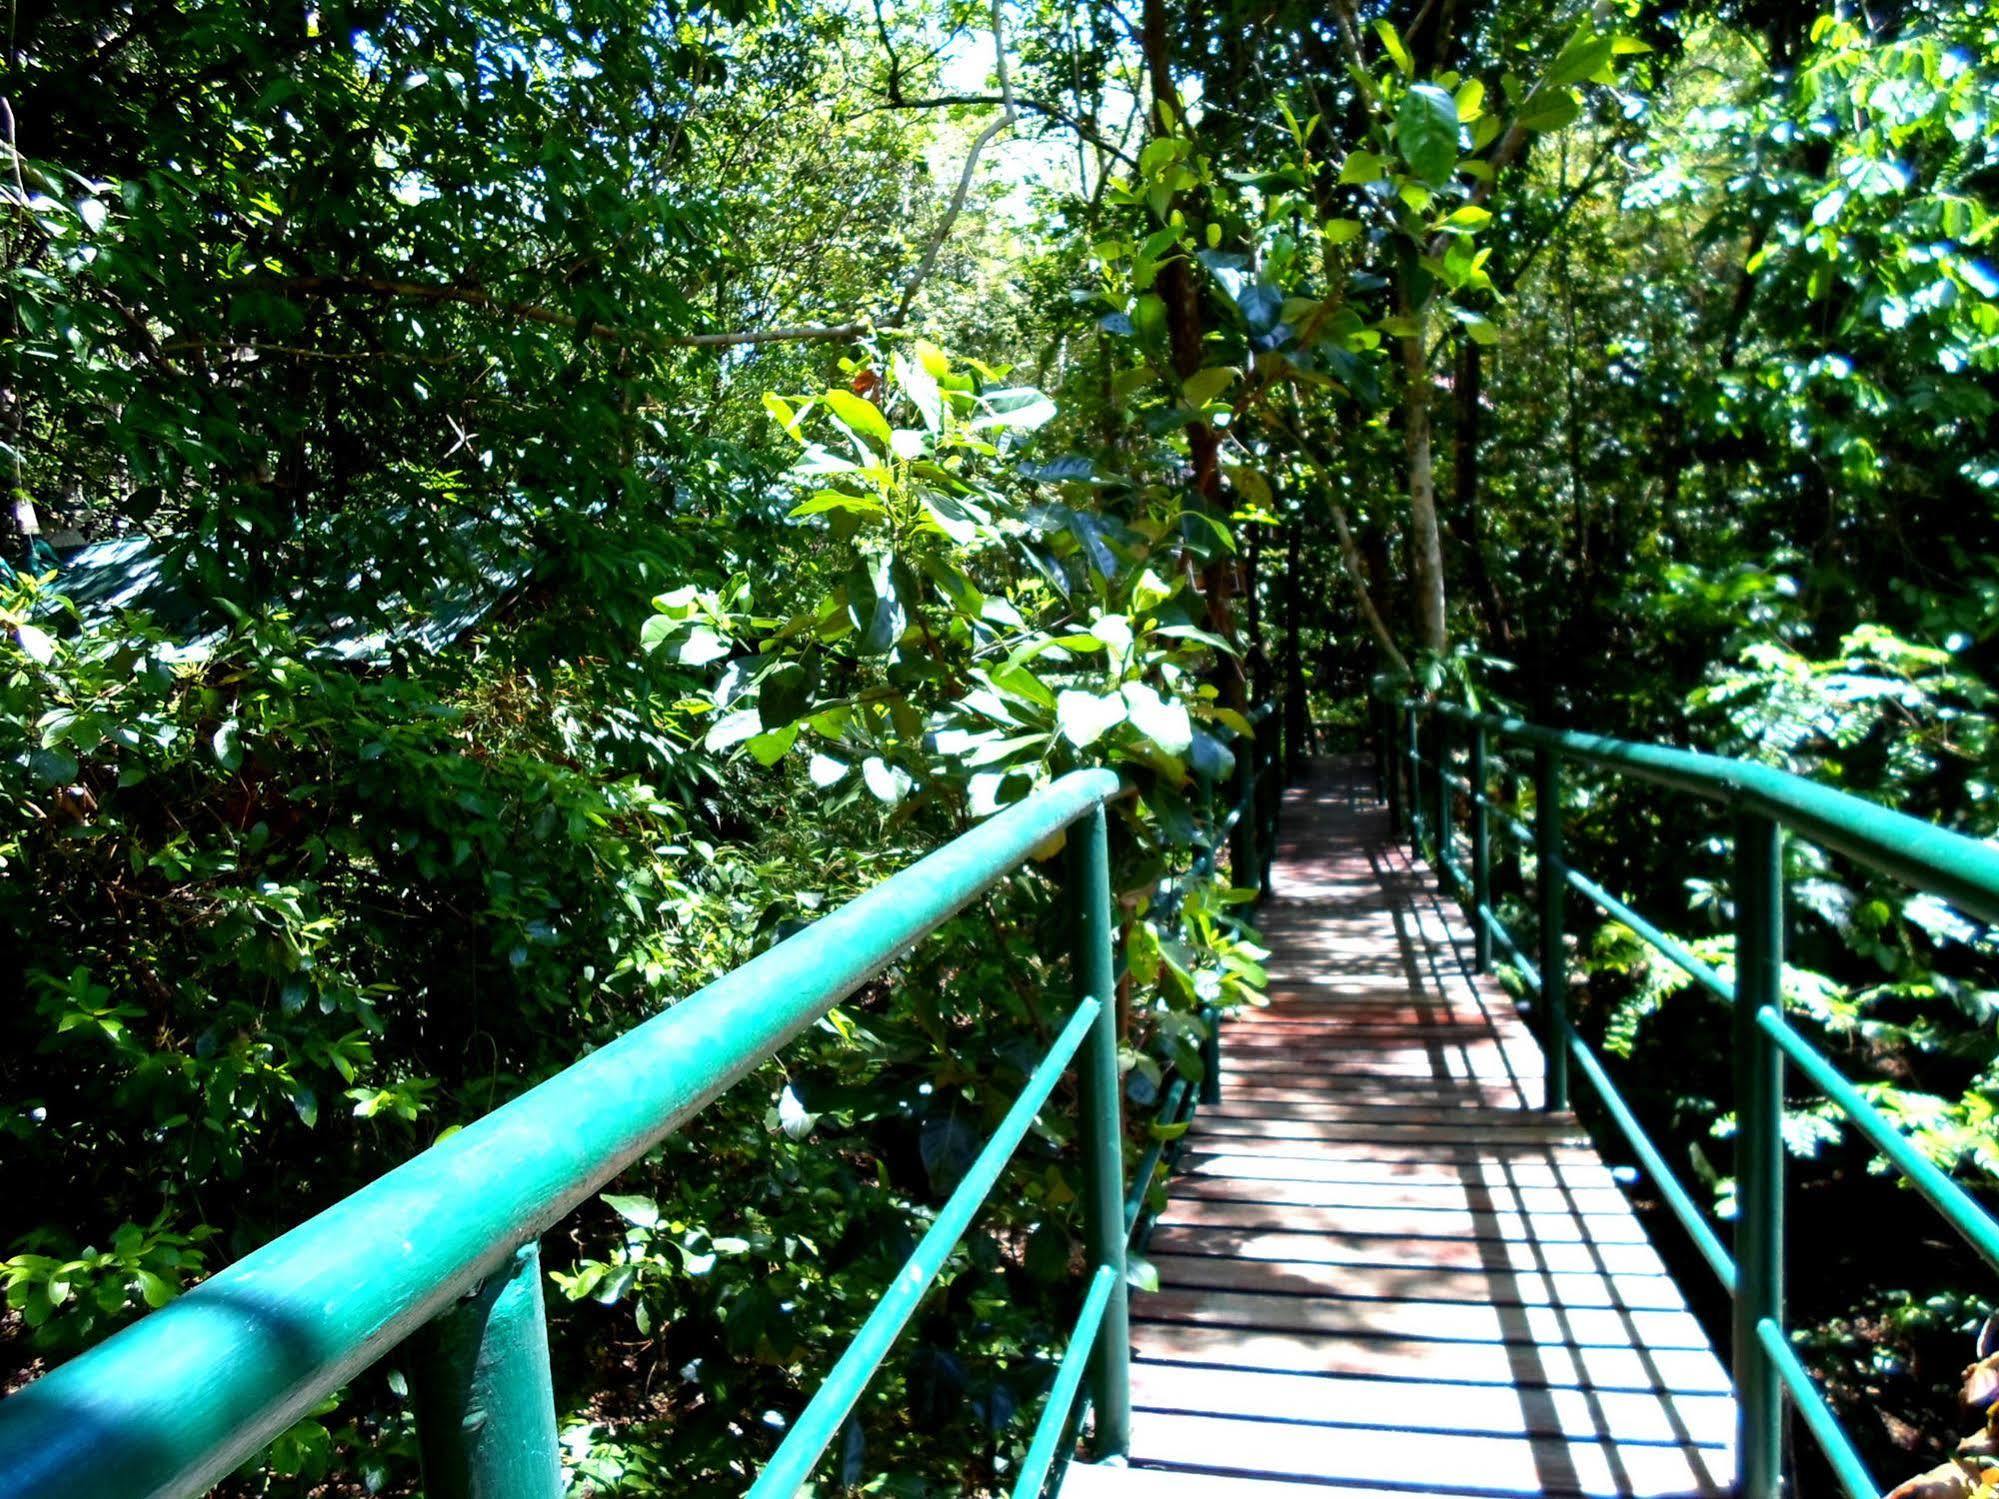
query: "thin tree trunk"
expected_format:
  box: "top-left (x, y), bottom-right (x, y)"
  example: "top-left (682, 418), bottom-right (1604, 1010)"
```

top-left (1398, 290), bottom-right (1448, 655)
top-left (1449, 337), bottom-right (1513, 653)
top-left (1327, 492), bottom-right (1411, 680)
top-left (1141, 0), bottom-right (1236, 667)
top-left (1281, 522), bottom-right (1310, 773)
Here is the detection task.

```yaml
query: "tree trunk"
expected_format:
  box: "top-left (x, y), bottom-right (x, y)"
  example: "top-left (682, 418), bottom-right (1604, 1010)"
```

top-left (1281, 522), bottom-right (1310, 774)
top-left (1141, 0), bottom-right (1237, 670)
top-left (1448, 337), bottom-right (1513, 653)
top-left (1398, 290), bottom-right (1448, 655)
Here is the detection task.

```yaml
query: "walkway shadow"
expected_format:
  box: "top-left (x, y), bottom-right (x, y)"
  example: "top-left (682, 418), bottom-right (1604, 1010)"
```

top-left (1124, 761), bottom-right (1735, 1498)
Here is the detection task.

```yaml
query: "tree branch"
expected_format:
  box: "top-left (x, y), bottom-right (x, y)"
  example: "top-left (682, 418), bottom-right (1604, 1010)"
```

top-left (888, 93), bottom-right (1136, 167)
top-left (276, 276), bottom-right (878, 350)
top-left (890, 0), bottom-right (1017, 326)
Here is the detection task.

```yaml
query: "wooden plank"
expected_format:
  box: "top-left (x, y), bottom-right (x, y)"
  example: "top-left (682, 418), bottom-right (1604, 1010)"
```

top-left (1132, 1285), bottom-right (1714, 1351)
top-left (1202, 1097), bottom-right (1566, 1124)
top-left (1175, 1141), bottom-right (1611, 1177)
top-left (1220, 1054), bottom-right (1547, 1082)
top-left (1189, 1116), bottom-right (1589, 1146)
top-left (1218, 1079), bottom-right (1543, 1107)
top-left (1125, 1410), bottom-right (1734, 1496)
top-left (1061, 1463), bottom-right (1496, 1499)
top-left (1127, 1362), bottom-right (1736, 1447)
top-left (1225, 1029), bottom-right (1528, 1047)
top-left (1144, 1223), bottom-right (1672, 1279)
top-left (1157, 1196), bottom-right (1654, 1246)
top-left (1104, 769), bottom-right (1733, 1495)
top-left (1148, 1251), bottom-right (1693, 1313)
top-left (1129, 1322), bottom-right (1734, 1396)
top-left (1171, 1170), bottom-right (1637, 1217)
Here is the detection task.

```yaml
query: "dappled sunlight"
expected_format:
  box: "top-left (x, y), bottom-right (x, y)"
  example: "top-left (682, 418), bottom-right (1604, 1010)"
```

top-left (1118, 758), bottom-right (1736, 1497)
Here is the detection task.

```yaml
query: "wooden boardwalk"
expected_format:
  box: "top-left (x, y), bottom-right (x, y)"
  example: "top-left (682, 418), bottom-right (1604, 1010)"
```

top-left (1065, 766), bottom-right (1736, 1498)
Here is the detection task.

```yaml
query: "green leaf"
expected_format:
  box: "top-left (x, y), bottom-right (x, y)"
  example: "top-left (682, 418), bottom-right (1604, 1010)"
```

top-left (1133, 567), bottom-right (1177, 611)
top-left (861, 756), bottom-right (912, 806)
top-left (13, 624), bottom-right (55, 664)
top-left (745, 724), bottom-right (798, 765)
top-left (1056, 689), bottom-right (1127, 748)
top-left (1517, 84), bottom-right (1582, 132)
top-left (1338, 150), bottom-right (1386, 185)
top-left (705, 708), bottom-right (763, 753)
top-left (1396, 85), bottom-right (1461, 187)
top-left (1454, 79), bottom-right (1486, 122)
top-left (134, 1270), bottom-right (177, 1309)
top-left (212, 721), bottom-right (243, 773)
top-left (1321, 218), bottom-right (1363, 245)
top-left (603, 1194), bottom-right (660, 1228)
top-left (893, 351), bottom-right (943, 435)
top-left (762, 391), bottom-right (803, 439)
top-left (28, 747), bottom-right (77, 787)
top-left (1225, 465), bottom-right (1272, 505)
top-left (1546, 29), bottom-right (1615, 87)
top-left (789, 491), bottom-right (886, 520)
top-left (846, 556), bottom-right (906, 656)
top-left (1122, 683), bottom-right (1193, 755)
top-left (972, 388), bottom-right (1058, 431)
top-left (639, 615), bottom-right (676, 652)
top-left (1182, 365), bottom-right (1237, 407)
top-left (759, 662), bottom-right (811, 728)
top-left (1372, 19), bottom-right (1413, 76)
top-left (676, 625), bottom-right (732, 667)
top-left (820, 389), bottom-right (893, 451)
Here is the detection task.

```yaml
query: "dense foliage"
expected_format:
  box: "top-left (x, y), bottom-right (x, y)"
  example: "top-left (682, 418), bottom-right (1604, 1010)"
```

top-left (3, 0), bottom-right (1997, 1491)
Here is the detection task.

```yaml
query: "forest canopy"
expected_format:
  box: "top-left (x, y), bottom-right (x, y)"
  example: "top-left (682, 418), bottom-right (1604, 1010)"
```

top-left (3, 0), bottom-right (1998, 1492)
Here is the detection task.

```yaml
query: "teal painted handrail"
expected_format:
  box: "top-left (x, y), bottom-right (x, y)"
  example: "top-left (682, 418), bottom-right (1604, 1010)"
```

top-left (748, 997), bottom-right (1106, 1496)
top-left (0, 769), bottom-right (1138, 1499)
top-left (1393, 698), bottom-right (1999, 1499)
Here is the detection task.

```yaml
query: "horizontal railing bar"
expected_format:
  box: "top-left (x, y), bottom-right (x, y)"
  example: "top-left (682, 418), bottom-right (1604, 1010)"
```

top-left (1563, 865), bottom-right (1732, 1002)
top-left (748, 997), bottom-right (1104, 1497)
top-left (1479, 906), bottom-right (1541, 992)
top-left (1421, 701), bottom-right (1999, 924)
top-left (1125, 1079), bottom-right (1192, 1237)
top-left (1755, 1317), bottom-right (1877, 1499)
top-left (1563, 1026), bottom-right (1738, 1294)
top-left (1010, 1265), bottom-right (1117, 1499)
top-left (0, 769), bottom-right (1124, 1499)
top-left (1488, 801), bottom-right (1534, 847)
top-left (1757, 1009), bottom-right (1999, 1273)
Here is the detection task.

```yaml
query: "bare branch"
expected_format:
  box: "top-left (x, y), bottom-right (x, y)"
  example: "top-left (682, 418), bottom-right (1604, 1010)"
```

top-left (276, 276), bottom-right (878, 350)
top-left (888, 93), bottom-right (1136, 167)
top-left (890, 0), bottom-right (1017, 326)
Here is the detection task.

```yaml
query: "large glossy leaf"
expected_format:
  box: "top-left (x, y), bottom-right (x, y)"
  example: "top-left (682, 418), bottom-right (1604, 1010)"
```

top-left (1056, 688), bottom-right (1127, 747)
top-left (820, 389), bottom-right (893, 451)
top-left (1396, 84), bottom-right (1461, 187)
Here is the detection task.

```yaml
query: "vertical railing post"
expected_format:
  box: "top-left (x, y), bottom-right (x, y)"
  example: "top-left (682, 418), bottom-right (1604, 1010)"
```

top-left (1734, 811), bottom-right (1786, 1499)
top-left (1471, 724), bottom-right (1491, 974)
top-left (1230, 724), bottom-right (1259, 896)
top-left (1071, 804), bottom-right (1130, 1458)
top-left (411, 1242), bottom-right (563, 1499)
top-left (1383, 701), bottom-right (1403, 835)
top-left (1258, 727), bottom-right (1277, 897)
top-left (1534, 748), bottom-right (1569, 1113)
top-left (1433, 713), bottom-right (1452, 878)
top-left (1501, 763), bottom-right (1523, 898)
top-left (1405, 705), bottom-right (1424, 852)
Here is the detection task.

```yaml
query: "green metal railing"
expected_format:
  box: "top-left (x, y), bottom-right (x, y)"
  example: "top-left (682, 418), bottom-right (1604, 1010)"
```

top-left (1389, 697), bottom-right (1999, 1499)
top-left (0, 707), bottom-right (1285, 1499)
